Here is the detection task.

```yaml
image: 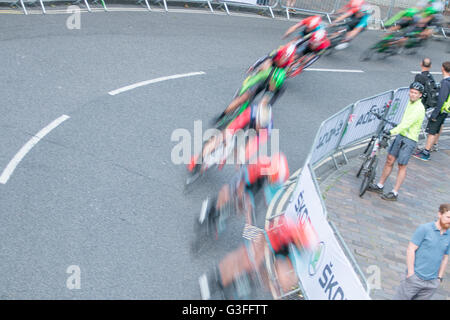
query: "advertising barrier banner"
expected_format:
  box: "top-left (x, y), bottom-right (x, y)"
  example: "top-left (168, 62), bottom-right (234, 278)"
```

top-left (310, 106), bottom-right (352, 165)
top-left (285, 163), bottom-right (370, 300)
top-left (384, 87), bottom-right (410, 131)
top-left (218, 0), bottom-right (258, 5)
top-left (338, 91), bottom-right (393, 148)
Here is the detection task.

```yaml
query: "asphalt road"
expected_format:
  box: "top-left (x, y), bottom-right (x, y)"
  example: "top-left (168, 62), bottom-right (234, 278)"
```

top-left (0, 7), bottom-right (449, 299)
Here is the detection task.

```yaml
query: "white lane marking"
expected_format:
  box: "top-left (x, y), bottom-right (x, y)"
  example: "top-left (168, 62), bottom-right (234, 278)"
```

top-left (108, 71), bottom-right (206, 96)
top-left (0, 115), bottom-right (70, 184)
top-left (410, 71), bottom-right (442, 75)
top-left (305, 68), bottom-right (364, 73)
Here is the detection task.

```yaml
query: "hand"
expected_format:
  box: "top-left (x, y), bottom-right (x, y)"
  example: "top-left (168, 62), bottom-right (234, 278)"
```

top-left (430, 118), bottom-right (437, 122)
top-left (406, 273), bottom-right (414, 279)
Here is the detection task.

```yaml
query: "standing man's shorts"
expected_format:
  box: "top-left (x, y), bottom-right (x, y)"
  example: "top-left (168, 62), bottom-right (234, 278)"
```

top-left (388, 134), bottom-right (417, 165)
top-left (425, 112), bottom-right (448, 135)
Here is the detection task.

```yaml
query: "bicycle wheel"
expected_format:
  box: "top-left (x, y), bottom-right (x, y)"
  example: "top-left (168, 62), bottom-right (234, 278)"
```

top-left (359, 155), bottom-right (377, 197)
top-left (356, 141), bottom-right (374, 177)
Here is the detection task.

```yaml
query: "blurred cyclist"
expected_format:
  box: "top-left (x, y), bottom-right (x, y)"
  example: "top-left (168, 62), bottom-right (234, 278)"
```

top-left (287, 29), bottom-right (331, 76)
top-left (213, 44), bottom-right (293, 128)
top-left (282, 15), bottom-right (325, 40)
top-left (198, 213), bottom-right (319, 299)
top-left (194, 152), bottom-right (289, 245)
top-left (332, 0), bottom-right (372, 49)
top-left (188, 68), bottom-right (286, 175)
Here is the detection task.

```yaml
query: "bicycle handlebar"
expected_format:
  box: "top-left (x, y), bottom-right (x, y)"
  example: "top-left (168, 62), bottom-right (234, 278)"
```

top-left (369, 105), bottom-right (398, 128)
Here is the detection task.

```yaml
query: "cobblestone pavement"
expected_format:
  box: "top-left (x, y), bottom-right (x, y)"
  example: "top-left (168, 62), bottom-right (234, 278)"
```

top-left (319, 135), bottom-right (450, 300)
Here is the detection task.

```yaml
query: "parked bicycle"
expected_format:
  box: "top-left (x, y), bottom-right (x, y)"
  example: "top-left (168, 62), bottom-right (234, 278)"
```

top-left (356, 103), bottom-right (397, 197)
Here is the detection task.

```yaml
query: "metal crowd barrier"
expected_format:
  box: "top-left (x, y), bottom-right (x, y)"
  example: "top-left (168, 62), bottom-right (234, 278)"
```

top-left (272, 86), bottom-right (450, 299)
top-left (278, 0), bottom-right (340, 21)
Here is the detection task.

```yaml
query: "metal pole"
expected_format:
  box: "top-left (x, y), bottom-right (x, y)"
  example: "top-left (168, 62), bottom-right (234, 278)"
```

top-left (207, 1), bottom-right (214, 12)
top-left (386, 0), bottom-right (395, 20)
top-left (39, 0), bottom-right (46, 13)
top-left (20, 0), bottom-right (27, 15)
top-left (144, 0), bottom-right (152, 11)
top-left (84, 0), bottom-right (92, 12)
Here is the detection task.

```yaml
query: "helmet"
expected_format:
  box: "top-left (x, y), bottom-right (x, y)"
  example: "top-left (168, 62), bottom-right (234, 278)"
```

top-left (410, 81), bottom-right (425, 93)
top-left (269, 67), bottom-right (286, 90)
top-left (255, 102), bottom-right (272, 129)
top-left (309, 29), bottom-right (327, 49)
top-left (273, 43), bottom-right (296, 68)
top-left (267, 152), bottom-right (289, 185)
top-left (404, 7), bottom-right (419, 17)
top-left (306, 16), bottom-right (322, 30)
top-left (423, 5), bottom-right (439, 16)
top-left (349, 0), bottom-right (364, 9)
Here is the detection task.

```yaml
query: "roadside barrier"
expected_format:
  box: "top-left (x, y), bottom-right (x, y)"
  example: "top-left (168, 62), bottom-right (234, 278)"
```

top-left (266, 87), bottom-right (449, 299)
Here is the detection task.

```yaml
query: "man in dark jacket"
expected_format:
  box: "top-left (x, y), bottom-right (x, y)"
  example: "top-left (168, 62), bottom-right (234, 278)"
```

top-left (414, 61), bottom-right (450, 161)
top-left (414, 58), bottom-right (437, 110)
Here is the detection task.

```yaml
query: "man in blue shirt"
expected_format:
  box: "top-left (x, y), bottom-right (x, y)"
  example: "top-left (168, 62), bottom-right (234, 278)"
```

top-left (394, 203), bottom-right (450, 299)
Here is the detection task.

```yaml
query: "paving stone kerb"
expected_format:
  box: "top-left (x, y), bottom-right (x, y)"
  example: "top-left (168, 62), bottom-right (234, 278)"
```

top-left (318, 133), bottom-right (450, 300)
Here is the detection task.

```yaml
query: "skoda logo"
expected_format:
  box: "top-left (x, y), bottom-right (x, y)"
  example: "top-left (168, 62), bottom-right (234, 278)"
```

top-left (308, 241), bottom-right (325, 276)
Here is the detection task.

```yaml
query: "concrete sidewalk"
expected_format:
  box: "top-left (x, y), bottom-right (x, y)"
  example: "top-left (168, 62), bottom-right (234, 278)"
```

top-left (320, 134), bottom-right (450, 300)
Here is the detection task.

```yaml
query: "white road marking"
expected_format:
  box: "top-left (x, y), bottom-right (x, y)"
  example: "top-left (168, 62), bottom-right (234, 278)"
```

top-left (0, 115), bottom-right (70, 184)
top-left (306, 68), bottom-right (364, 73)
top-left (410, 71), bottom-right (442, 75)
top-left (108, 71), bottom-right (206, 96)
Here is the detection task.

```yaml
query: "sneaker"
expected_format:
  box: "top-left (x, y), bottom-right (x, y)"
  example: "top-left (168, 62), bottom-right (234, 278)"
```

top-left (367, 183), bottom-right (384, 194)
top-left (381, 191), bottom-right (398, 201)
top-left (413, 150), bottom-right (430, 161)
top-left (335, 42), bottom-right (349, 50)
top-left (431, 144), bottom-right (438, 152)
top-left (414, 147), bottom-right (423, 155)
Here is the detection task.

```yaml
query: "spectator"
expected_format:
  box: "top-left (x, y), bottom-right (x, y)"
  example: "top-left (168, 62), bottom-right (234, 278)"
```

top-left (414, 61), bottom-right (450, 161)
top-left (393, 203), bottom-right (450, 300)
top-left (414, 58), bottom-right (438, 110)
top-left (286, 0), bottom-right (296, 13)
top-left (367, 82), bottom-right (426, 201)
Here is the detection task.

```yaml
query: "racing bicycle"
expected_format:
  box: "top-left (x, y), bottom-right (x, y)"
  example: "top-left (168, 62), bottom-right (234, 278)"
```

top-left (356, 103), bottom-right (397, 197)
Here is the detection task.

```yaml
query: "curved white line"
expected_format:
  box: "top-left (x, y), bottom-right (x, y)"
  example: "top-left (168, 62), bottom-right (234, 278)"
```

top-left (108, 71), bottom-right (206, 96)
top-left (0, 115), bottom-right (70, 184)
top-left (306, 68), bottom-right (364, 73)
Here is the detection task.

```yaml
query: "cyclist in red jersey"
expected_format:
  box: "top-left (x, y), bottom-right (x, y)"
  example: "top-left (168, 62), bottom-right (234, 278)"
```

top-left (188, 88), bottom-right (282, 175)
top-left (198, 214), bottom-right (319, 299)
top-left (287, 29), bottom-right (331, 77)
top-left (194, 152), bottom-right (289, 245)
top-left (282, 15), bottom-right (324, 40)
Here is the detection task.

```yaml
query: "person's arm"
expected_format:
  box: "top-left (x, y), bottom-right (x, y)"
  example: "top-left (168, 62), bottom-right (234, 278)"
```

top-left (334, 10), bottom-right (353, 23)
top-left (390, 104), bottom-right (424, 136)
top-left (437, 255), bottom-right (448, 281)
top-left (431, 79), bottom-right (450, 120)
top-left (406, 242), bottom-right (419, 277)
top-left (283, 21), bottom-right (304, 39)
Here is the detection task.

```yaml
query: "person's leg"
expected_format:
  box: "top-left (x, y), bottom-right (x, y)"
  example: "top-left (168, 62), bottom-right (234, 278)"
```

top-left (387, 136), bottom-right (416, 196)
top-left (393, 273), bottom-right (422, 300)
top-left (378, 154), bottom-right (396, 186)
top-left (413, 278), bottom-right (440, 300)
top-left (424, 133), bottom-right (437, 151)
top-left (392, 164), bottom-right (407, 194)
top-left (225, 91), bottom-right (251, 114)
top-left (218, 233), bottom-right (266, 286)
